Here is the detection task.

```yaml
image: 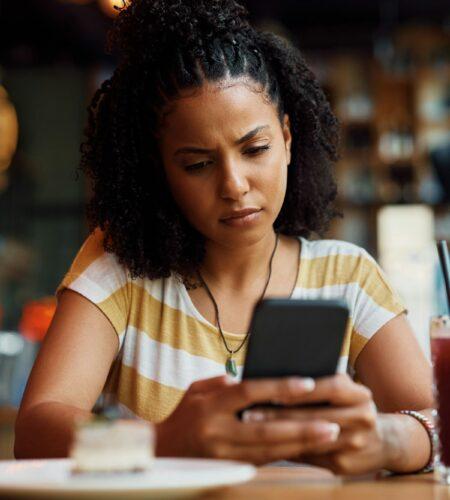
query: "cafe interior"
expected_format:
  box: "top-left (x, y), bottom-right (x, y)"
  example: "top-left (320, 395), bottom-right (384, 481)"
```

top-left (0, 0), bottom-right (449, 496)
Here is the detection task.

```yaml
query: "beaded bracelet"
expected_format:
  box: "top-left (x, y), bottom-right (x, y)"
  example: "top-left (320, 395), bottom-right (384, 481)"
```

top-left (397, 410), bottom-right (436, 473)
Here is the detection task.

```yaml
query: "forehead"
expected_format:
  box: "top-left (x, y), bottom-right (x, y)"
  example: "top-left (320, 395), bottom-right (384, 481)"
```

top-left (158, 79), bottom-right (279, 146)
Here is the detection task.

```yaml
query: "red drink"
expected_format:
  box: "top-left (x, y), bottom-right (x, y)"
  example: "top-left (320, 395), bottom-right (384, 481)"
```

top-left (431, 336), bottom-right (450, 467)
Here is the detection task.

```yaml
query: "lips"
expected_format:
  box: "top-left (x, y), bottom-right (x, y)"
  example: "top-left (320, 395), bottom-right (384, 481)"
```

top-left (220, 208), bottom-right (261, 221)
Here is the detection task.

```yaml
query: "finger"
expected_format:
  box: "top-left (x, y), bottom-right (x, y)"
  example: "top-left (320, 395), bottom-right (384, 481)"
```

top-left (216, 419), bottom-right (340, 446)
top-left (302, 451), bottom-right (360, 475)
top-left (295, 428), bottom-right (352, 456)
top-left (303, 429), bottom-right (368, 456)
top-left (288, 374), bottom-right (372, 407)
top-left (256, 402), bottom-right (377, 429)
top-left (188, 375), bottom-right (238, 394)
top-left (300, 435), bottom-right (344, 456)
top-left (212, 437), bottom-right (337, 466)
top-left (214, 377), bottom-right (316, 412)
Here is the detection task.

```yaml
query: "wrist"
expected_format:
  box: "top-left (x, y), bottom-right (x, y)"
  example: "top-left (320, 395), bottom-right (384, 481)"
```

top-left (397, 410), bottom-right (435, 473)
top-left (380, 413), bottom-right (432, 473)
top-left (378, 413), bottom-right (406, 472)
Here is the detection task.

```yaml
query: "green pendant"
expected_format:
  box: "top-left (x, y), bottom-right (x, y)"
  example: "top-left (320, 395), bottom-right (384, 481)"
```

top-left (225, 357), bottom-right (238, 377)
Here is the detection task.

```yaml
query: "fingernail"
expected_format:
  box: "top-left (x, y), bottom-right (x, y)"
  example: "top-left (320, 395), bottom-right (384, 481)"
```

top-left (325, 423), bottom-right (340, 441)
top-left (301, 378), bottom-right (316, 392)
top-left (317, 423), bottom-right (340, 441)
top-left (290, 377), bottom-right (315, 392)
top-left (242, 411), bottom-right (265, 423)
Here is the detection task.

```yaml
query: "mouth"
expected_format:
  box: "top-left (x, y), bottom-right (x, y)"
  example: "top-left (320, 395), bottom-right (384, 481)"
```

top-left (220, 208), bottom-right (262, 221)
top-left (219, 208), bottom-right (263, 227)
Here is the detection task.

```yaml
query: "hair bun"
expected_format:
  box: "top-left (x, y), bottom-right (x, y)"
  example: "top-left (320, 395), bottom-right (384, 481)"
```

top-left (110, 0), bottom-right (251, 65)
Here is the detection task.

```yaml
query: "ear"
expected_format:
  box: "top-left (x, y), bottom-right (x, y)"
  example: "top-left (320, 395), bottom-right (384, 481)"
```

top-left (282, 113), bottom-right (292, 165)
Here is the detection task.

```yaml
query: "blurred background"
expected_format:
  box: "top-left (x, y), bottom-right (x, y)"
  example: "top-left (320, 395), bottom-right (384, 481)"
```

top-left (0, 0), bottom-right (449, 458)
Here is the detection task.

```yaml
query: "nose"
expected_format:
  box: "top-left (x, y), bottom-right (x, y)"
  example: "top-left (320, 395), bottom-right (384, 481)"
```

top-left (219, 160), bottom-right (250, 201)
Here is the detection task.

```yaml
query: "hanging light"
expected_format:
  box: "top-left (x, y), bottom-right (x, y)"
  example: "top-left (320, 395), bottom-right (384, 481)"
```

top-left (0, 86), bottom-right (19, 174)
top-left (98, 0), bottom-right (128, 17)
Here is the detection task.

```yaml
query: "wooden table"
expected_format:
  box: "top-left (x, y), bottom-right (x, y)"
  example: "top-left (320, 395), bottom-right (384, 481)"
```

top-left (203, 464), bottom-right (450, 499)
top-left (2, 406), bottom-right (450, 498)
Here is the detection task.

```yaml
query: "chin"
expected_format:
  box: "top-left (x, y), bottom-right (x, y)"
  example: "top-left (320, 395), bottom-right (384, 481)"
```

top-left (212, 226), bottom-right (274, 248)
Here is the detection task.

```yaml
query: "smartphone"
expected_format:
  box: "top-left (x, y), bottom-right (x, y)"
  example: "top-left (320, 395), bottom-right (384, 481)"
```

top-left (240, 298), bottom-right (349, 413)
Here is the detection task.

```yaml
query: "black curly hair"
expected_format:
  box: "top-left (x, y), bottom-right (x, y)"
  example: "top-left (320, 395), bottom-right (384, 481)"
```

top-left (80, 0), bottom-right (342, 282)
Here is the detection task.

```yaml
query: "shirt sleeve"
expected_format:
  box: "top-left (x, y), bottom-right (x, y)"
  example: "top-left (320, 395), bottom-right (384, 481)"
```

top-left (348, 248), bottom-right (408, 367)
top-left (55, 228), bottom-right (130, 344)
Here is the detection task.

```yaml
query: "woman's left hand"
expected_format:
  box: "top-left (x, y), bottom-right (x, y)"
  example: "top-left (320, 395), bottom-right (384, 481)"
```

top-left (245, 373), bottom-right (396, 475)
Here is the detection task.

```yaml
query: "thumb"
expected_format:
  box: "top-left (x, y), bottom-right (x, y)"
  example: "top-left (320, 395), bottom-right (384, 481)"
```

top-left (188, 375), bottom-right (238, 394)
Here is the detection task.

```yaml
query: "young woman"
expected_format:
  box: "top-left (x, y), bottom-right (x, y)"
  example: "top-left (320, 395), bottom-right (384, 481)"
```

top-left (15, 0), bottom-right (434, 475)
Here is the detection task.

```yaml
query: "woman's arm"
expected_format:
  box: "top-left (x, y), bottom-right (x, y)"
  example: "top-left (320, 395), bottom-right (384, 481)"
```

top-left (14, 289), bottom-right (119, 458)
top-left (355, 313), bottom-right (433, 412)
top-left (355, 312), bottom-right (434, 472)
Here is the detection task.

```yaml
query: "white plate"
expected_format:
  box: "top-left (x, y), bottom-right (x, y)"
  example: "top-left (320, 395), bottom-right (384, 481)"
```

top-left (0, 458), bottom-right (257, 498)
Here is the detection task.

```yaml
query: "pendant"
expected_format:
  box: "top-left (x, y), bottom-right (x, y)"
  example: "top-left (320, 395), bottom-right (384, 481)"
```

top-left (225, 356), bottom-right (238, 377)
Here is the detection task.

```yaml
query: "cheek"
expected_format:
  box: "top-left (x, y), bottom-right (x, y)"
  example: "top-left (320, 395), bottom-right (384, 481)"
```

top-left (168, 177), bottom-right (197, 210)
top-left (263, 149), bottom-right (288, 203)
top-left (165, 173), bottom-right (214, 225)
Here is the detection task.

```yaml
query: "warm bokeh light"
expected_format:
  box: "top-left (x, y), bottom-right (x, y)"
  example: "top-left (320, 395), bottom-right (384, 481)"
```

top-left (19, 298), bottom-right (57, 343)
top-left (0, 86), bottom-right (19, 174)
top-left (98, 0), bottom-right (128, 17)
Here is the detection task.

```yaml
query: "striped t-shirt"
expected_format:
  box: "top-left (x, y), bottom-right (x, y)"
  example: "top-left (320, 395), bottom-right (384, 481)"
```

top-left (56, 229), bottom-right (406, 423)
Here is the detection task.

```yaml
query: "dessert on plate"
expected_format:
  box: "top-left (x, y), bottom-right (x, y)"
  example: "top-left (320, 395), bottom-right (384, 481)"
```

top-left (70, 417), bottom-right (155, 474)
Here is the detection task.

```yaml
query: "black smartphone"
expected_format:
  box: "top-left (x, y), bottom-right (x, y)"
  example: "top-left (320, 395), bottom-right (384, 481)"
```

top-left (240, 298), bottom-right (349, 414)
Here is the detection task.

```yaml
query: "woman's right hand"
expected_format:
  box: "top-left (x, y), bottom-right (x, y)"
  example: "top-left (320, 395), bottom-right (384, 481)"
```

top-left (155, 375), bottom-right (340, 465)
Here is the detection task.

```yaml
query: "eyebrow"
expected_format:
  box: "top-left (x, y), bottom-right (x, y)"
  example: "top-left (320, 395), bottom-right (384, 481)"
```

top-left (173, 125), bottom-right (269, 156)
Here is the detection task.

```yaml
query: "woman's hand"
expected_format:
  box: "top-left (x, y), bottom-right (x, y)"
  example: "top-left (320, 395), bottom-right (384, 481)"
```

top-left (156, 375), bottom-right (341, 465)
top-left (247, 373), bottom-right (395, 475)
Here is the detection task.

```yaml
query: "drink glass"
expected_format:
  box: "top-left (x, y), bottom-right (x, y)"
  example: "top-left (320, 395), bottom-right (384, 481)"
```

top-left (430, 315), bottom-right (450, 484)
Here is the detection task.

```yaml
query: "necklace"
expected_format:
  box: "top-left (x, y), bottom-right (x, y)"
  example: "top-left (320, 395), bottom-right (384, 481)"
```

top-left (197, 233), bottom-right (279, 377)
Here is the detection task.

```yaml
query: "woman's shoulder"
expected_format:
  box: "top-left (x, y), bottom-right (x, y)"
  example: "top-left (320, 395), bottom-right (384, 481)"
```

top-left (297, 237), bottom-right (380, 289)
top-left (58, 228), bottom-right (175, 298)
top-left (57, 228), bottom-right (132, 300)
top-left (67, 228), bottom-right (123, 277)
top-left (297, 236), bottom-right (407, 338)
top-left (56, 229), bottom-right (176, 338)
top-left (299, 236), bottom-right (371, 261)
top-left (72, 227), bottom-right (108, 271)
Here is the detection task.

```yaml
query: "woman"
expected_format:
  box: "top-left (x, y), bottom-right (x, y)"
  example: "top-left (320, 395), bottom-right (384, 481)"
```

top-left (15, 0), bottom-right (434, 474)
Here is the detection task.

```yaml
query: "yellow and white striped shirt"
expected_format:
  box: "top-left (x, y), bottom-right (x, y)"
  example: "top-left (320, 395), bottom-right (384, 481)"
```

top-left (56, 229), bottom-right (406, 423)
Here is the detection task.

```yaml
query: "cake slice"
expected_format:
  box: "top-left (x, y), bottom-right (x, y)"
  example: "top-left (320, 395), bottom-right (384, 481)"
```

top-left (70, 418), bottom-right (155, 474)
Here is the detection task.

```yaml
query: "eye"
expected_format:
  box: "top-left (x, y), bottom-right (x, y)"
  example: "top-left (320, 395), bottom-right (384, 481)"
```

top-left (185, 160), bottom-right (212, 172)
top-left (244, 145), bottom-right (271, 156)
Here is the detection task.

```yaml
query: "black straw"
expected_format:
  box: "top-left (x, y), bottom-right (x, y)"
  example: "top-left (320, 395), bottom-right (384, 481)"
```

top-left (437, 240), bottom-right (450, 314)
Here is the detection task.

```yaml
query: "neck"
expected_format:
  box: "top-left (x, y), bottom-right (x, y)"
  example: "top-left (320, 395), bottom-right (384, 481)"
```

top-left (198, 230), bottom-right (278, 294)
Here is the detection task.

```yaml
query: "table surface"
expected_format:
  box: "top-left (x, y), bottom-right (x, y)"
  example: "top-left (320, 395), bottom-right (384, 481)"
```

top-left (2, 407), bottom-right (450, 499)
top-left (203, 465), bottom-right (450, 500)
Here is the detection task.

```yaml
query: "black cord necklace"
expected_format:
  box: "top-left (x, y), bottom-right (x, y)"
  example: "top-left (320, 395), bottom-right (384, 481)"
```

top-left (197, 233), bottom-right (279, 377)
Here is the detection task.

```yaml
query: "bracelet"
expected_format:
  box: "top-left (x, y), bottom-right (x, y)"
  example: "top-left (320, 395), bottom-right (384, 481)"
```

top-left (397, 410), bottom-right (436, 473)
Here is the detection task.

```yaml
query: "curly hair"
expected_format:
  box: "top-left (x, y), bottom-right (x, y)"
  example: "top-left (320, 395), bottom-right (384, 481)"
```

top-left (80, 0), bottom-right (342, 281)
